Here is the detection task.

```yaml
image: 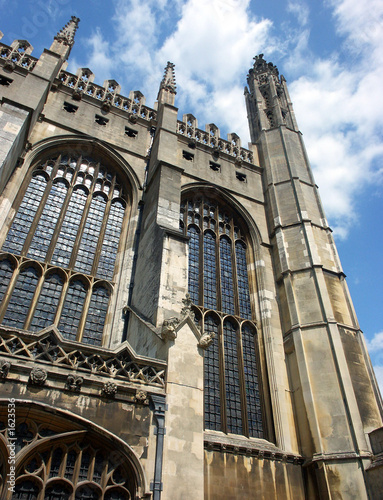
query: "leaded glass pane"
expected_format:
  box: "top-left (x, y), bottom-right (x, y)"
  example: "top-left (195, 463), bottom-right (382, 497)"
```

top-left (45, 483), bottom-right (71, 500)
top-left (58, 279), bottom-right (87, 341)
top-left (188, 226), bottom-right (199, 303)
top-left (75, 485), bottom-right (99, 500)
top-left (27, 181), bottom-right (67, 260)
top-left (242, 324), bottom-right (263, 437)
top-left (223, 321), bottom-right (242, 435)
top-left (204, 316), bottom-right (221, 431)
top-left (203, 231), bottom-right (216, 309)
top-left (51, 187), bottom-right (87, 268)
top-left (2, 174), bottom-right (47, 255)
top-left (14, 480), bottom-right (40, 499)
top-left (104, 489), bottom-right (130, 500)
top-left (30, 272), bottom-right (64, 331)
top-left (49, 448), bottom-right (63, 477)
top-left (219, 237), bottom-right (235, 314)
top-left (0, 259), bottom-right (14, 306)
top-left (235, 241), bottom-right (252, 319)
top-left (65, 450), bottom-right (77, 480)
top-left (82, 286), bottom-right (110, 345)
top-left (3, 266), bottom-right (39, 328)
top-left (97, 200), bottom-right (125, 280)
top-left (78, 450), bottom-right (91, 481)
top-left (75, 194), bottom-right (106, 275)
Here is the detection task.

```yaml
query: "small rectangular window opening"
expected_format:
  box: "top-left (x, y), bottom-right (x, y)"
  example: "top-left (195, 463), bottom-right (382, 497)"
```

top-left (125, 127), bottom-right (138, 138)
top-left (95, 115), bottom-right (109, 126)
top-left (0, 75), bottom-right (13, 86)
top-left (209, 161), bottom-right (221, 172)
top-left (236, 171), bottom-right (247, 182)
top-left (183, 151), bottom-right (194, 161)
top-left (63, 102), bottom-right (78, 113)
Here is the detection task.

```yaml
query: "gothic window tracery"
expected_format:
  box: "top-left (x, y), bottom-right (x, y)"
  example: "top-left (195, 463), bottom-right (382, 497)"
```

top-left (180, 194), bottom-right (264, 438)
top-left (0, 151), bottom-right (129, 346)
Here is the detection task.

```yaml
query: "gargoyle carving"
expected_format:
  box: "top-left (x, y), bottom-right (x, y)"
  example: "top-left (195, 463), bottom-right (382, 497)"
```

top-left (0, 359), bottom-right (11, 379)
top-left (161, 317), bottom-right (179, 341)
top-left (198, 332), bottom-right (215, 350)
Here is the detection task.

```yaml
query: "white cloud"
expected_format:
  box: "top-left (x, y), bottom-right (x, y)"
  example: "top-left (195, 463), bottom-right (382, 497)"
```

top-left (366, 331), bottom-right (383, 354)
top-left (287, 1), bottom-right (309, 27)
top-left (373, 366), bottom-right (383, 396)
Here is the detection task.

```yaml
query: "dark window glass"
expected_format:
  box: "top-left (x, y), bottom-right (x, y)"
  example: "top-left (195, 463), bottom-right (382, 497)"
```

top-left (203, 232), bottom-right (217, 309)
top-left (204, 316), bottom-right (220, 431)
top-left (27, 181), bottom-right (67, 260)
top-left (30, 272), bottom-right (64, 331)
top-left (223, 320), bottom-right (242, 435)
top-left (97, 200), bottom-right (125, 280)
top-left (49, 448), bottom-right (63, 477)
top-left (51, 187), bottom-right (87, 268)
top-left (0, 259), bottom-right (14, 306)
top-left (45, 483), bottom-right (71, 500)
top-left (75, 194), bottom-right (106, 274)
top-left (82, 286), bottom-right (110, 345)
top-left (58, 280), bottom-right (87, 341)
top-left (3, 266), bottom-right (39, 328)
top-left (64, 450), bottom-right (77, 480)
top-left (235, 241), bottom-right (252, 319)
top-left (75, 485), bottom-right (99, 500)
top-left (242, 324), bottom-right (263, 437)
top-left (104, 489), bottom-right (130, 500)
top-left (187, 226), bottom-right (199, 303)
top-left (219, 237), bottom-right (235, 314)
top-left (14, 480), bottom-right (40, 499)
top-left (78, 450), bottom-right (90, 481)
top-left (2, 174), bottom-right (47, 255)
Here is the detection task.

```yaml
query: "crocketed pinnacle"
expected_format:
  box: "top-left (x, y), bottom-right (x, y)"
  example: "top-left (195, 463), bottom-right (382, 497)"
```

top-left (159, 62), bottom-right (177, 95)
top-left (54, 16), bottom-right (80, 47)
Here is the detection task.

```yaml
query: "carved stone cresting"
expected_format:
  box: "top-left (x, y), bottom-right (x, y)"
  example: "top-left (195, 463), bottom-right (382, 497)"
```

top-left (102, 381), bottom-right (117, 397)
top-left (135, 390), bottom-right (149, 405)
top-left (29, 367), bottom-right (47, 386)
top-left (198, 332), bottom-right (215, 350)
top-left (0, 359), bottom-right (11, 379)
top-left (66, 374), bottom-right (84, 392)
top-left (161, 317), bottom-right (179, 341)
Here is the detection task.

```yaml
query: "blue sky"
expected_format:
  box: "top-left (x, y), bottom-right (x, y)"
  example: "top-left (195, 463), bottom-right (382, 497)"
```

top-left (1, 0), bottom-right (383, 391)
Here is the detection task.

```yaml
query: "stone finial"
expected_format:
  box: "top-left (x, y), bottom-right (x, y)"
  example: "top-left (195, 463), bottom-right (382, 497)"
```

top-left (251, 54), bottom-right (279, 78)
top-left (157, 62), bottom-right (176, 105)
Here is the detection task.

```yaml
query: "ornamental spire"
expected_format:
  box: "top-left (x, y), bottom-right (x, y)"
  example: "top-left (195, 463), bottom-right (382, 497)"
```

top-left (157, 62), bottom-right (177, 106)
top-left (50, 16), bottom-right (80, 59)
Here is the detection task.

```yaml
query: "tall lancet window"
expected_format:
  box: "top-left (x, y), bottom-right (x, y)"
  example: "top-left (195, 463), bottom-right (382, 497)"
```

top-left (0, 151), bottom-right (129, 346)
top-left (180, 194), bottom-right (264, 438)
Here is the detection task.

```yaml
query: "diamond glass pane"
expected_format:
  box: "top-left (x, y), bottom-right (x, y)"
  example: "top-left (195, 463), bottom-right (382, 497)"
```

top-left (3, 266), bottom-right (39, 329)
top-left (242, 324), bottom-right (263, 437)
top-left (75, 194), bottom-right (106, 275)
top-left (219, 237), bottom-right (235, 314)
top-left (2, 174), bottom-right (47, 255)
top-left (187, 226), bottom-right (199, 303)
top-left (204, 316), bottom-right (221, 431)
top-left (58, 280), bottom-right (87, 341)
top-left (27, 181), bottom-right (67, 261)
top-left (82, 286), bottom-right (110, 345)
top-left (30, 273), bottom-right (64, 331)
top-left (223, 321), bottom-right (242, 435)
top-left (97, 200), bottom-right (125, 280)
top-left (51, 188), bottom-right (87, 268)
top-left (235, 241), bottom-right (252, 319)
top-left (0, 259), bottom-right (14, 306)
top-left (203, 232), bottom-right (217, 309)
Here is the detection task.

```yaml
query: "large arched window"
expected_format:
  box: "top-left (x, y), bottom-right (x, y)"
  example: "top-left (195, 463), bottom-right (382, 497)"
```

top-left (180, 194), bottom-right (264, 438)
top-left (0, 151), bottom-right (129, 346)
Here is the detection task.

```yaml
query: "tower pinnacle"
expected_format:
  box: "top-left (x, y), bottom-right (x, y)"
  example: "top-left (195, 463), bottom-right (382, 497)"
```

top-left (157, 62), bottom-right (177, 106)
top-left (50, 16), bottom-right (80, 59)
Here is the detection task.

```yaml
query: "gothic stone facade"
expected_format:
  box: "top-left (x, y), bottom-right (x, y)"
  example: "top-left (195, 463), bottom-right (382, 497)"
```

top-left (0, 17), bottom-right (382, 500)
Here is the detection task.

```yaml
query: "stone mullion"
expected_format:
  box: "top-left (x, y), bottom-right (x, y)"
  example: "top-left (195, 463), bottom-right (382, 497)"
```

top-left (23, 265), bottom-right (48, 330)
top-left (218, 318), bottom-right (228, 434)
top-left (77, 278), bottom-right (94, 343)
top-left (0, 262), bottom-right (22, 323)
top-left (236, 326), bottom-right (250, 437)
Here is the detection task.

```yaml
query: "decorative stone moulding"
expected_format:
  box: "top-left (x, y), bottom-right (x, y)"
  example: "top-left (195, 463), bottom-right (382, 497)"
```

top-left (29, 366), bottom-right (47, 386)
top-left (135, 390), bottom-right (149, 405)
top-left (66, 374), bottom-right (84, 392)
top-left (0, 359), bottom-right (11, 379)
top-left (102, 381), bottom-right (117, 397)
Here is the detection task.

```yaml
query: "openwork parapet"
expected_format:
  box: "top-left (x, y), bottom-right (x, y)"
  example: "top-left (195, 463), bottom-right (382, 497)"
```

top-left (0, 41), bottom-right (37, 72)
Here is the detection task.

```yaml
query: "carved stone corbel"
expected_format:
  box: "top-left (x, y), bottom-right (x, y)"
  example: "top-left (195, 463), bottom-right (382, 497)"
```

top-left (198, 332), bottom-right (215, 350)
top-left (29, 367), bottom-right (47, 386)
top-left (161, 317), bottom-right (179, 341)
top-left (0, 359), bottom-right (11, 379)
